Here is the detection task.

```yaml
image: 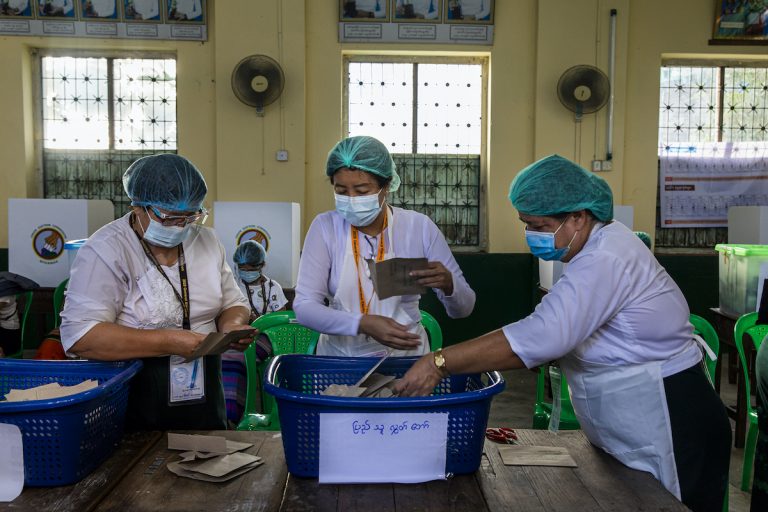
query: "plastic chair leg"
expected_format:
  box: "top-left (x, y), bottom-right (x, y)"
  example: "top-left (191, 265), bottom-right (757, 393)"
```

top-left (741, 418), bottom-right (759, 491)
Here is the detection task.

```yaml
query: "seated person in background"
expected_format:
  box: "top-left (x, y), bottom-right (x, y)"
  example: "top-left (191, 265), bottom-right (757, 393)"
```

top-left (34, 328), bottom-right (67, 360)
top-left (293, 135), bottom-right (475, 357)
top-left (220, 240), bottom-right (288, 425)
top-left (60, 154), bottom-right (253, 431)
top-left (0, 295), bottom-right (20, 358)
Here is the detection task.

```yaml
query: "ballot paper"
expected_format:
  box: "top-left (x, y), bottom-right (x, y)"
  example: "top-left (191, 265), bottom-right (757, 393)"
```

top-left (167, 433), bottom-right (253, 454)
top-left (166, 433), bottom-right (262, 483)
top-left (320, 373), bottom-right (399, 398)
top-left (2, 379), bottom-right (98, 402)
top-left (367, 258), bottom-right (429, 299)
top-left (186, 329), bottom-right (256, 362)
top-left (0, 424), bottom-right (23, 502)
top-left (497, 445), bottom-right (578, 467)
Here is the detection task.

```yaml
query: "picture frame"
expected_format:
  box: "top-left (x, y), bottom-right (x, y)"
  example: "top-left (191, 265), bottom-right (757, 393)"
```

top-left (339, 0), bottom-right (390, 22)
top-left (393, 0), bottom-right (440, 22)
top-left (0, 0), bottom-right (33, 18)
top-left (712, 0), bottom-right (768, 42)
top-left (166, 0), bottom-right (204, 24)
top-left (444, 0), bottom-right (494, 25)
top-left (36, 0), bottom-right (76, 18)
top-left (80, 0), bottom-right (118, 20)
top-left (122, 0), bottom-right (160, 22)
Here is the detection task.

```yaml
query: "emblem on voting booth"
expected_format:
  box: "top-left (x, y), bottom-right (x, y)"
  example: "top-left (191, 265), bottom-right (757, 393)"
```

top-left (31, 225), bottom-right (66, 262)
top-left (236, 226), bottom-right (271, 252)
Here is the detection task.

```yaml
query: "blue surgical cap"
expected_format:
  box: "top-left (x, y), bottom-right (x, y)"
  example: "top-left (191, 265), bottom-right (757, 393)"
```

top-left (325, 136), bottom-right (401, 192)
top-left (233, 240), bottom-right (266, 266)
top-left (123, 154), bottom-right (208, 212)
top-left (508, 154), bottom-right (613, 222)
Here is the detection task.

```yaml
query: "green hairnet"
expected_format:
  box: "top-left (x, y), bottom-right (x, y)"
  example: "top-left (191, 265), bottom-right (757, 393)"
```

top-left (123, 154), bottom-right (208, 212)
top-left (634, 231), bottom-right (652, 249)
top-left (233, 240), bottom-right (266, 266)
top-left (508, 154), bottom-right (613, 222)
top-left (325, 136), bottom-right (401, 192)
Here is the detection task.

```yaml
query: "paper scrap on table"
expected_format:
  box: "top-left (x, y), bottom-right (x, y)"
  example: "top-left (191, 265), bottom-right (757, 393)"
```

top-left (186, 329), bottom-right (256, 362)
top-left (167, 433), bottom-right (252, 454)
top-left (3, 379), bottom-right (98, 402)
top-left (168, 456), bottom-right (263, 482)
top-left (178, 452), bottom-right (262, 478)
top-left (0, 424), bottom-right (24, 502)
top-left (367, 257), bottom-right (429, 300)
top-left (320, 373), bottom-right (399, 398)
top-left (497, 445), bottom-right (577, 467)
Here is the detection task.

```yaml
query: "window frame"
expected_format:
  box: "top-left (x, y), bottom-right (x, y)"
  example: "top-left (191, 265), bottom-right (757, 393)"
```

top-left (342, 54), bottom-right (489, 252)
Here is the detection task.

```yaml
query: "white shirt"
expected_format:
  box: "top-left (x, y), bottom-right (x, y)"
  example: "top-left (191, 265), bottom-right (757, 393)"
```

top-left (457, 0), bottom-right (490, 20)
top-left (89, 0), bottom-right (114, 16)
top-left (60, 213), bottom-right (248, 353)
top-left (0, 295), bottom-right (19, 330)
top-left (294, 207), bottom-right (475, 337)
top-left (237, 277), bottom-right (288, 317)
top-left (131, 0), bottom-right (159, 19)
top-left (174, 0), bottom-right (201, 19)
top-left (503, 221), bottom-right (701, 378)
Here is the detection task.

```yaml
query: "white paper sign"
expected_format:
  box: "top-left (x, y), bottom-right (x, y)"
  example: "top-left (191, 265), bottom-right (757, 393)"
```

top-left (0, 423), bottom-right (24, 502)
top-left (318, 412), bottom-right (448, 484)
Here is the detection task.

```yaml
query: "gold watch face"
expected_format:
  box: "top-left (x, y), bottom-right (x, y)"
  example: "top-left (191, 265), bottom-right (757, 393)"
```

top-left (434, 352), bottom-right (446, 368)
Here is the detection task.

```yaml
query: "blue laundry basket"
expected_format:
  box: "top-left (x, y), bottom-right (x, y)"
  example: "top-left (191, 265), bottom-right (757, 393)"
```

top-left (0, 359), bottom-right (142, 486)
top-left (264, 355), bottom-right (505, 478)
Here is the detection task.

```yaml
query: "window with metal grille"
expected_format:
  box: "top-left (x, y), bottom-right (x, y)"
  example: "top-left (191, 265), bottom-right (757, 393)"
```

top-left (344, 56), bottom-right (487, 249)
top-left (40, 53), bottom-right (177, 219)
top-left (657, 64), bottom-right (768, 248)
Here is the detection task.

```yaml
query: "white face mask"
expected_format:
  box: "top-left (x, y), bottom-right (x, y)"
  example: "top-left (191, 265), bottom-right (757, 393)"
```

top-left (142, 215), bottom-right (191, 248)
top-left (334, 190), bottom-right (384, 227)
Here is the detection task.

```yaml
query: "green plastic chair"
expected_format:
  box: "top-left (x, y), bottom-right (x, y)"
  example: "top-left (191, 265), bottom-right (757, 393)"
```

top-left (420, 310), bottom-right (443, 351)
top-left (236, 311), bottom-right (320, 431)
top-left (689, 314), bottom-right (720, 385)
top-left (734, 312), bottom-right (768, 491)
top-left (4, 291), bottom-right (33, 359)
top-left (53, 278), bottom-right (68, 328)
top-left (532, 365), bottom-right (580, 430)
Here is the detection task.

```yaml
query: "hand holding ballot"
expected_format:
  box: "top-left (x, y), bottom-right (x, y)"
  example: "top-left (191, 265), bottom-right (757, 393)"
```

top-left (409, 261), bottom-right (454, 296)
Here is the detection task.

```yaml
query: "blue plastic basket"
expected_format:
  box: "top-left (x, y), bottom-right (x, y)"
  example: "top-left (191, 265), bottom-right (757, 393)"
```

top-left (0, 359), bottom-right (142, 486)
top-left (264, 355), bottom-right (505, 478)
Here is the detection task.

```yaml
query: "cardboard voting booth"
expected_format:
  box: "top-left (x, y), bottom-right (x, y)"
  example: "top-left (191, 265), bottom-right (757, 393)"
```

top-left (8, 199), bottom-right (114, 287)
top-left (213, 202), bottom-right (301, 288)
top-left (728, 206), bottom-right (768, 244)
top-left (539, 205), bottom-right (634, 291)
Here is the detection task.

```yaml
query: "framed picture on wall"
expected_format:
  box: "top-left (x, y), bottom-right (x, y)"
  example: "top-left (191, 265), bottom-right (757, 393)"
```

top-left (123, 0), bottom-right (160, 21)
top-left (166, 0), bottom-right (204, 23)
top-left (37, 0), bottom-right (76, 18)
top-left (0, 0), bottom-right (33, 17)
top-left (393, 0), bottom-right (440, 22)
top-left (712, 0), bottom-right (768, 41)
top-left (444, 0), bottom-right (494, 24)
top-left (339, 0), bottom-right (390, 22)
top-left (81, 0), bottom-right (117, 19)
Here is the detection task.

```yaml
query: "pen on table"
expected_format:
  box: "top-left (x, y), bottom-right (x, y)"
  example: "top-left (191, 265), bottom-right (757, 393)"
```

top-left (189, 359), bottom-right (199, 389)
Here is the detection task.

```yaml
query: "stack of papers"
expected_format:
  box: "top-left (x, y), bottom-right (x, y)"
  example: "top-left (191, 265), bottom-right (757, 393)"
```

top-left (166, 433), bottom-right (263, 482)
top-left (321, 373), bottom-right (399, 398)
top-left (2, 380), bottom-right (98, 402)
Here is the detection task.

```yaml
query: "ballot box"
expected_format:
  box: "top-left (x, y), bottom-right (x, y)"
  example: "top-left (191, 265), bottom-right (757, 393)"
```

top-left (213, 202), bottom-right (301, 288)
top-left (8, 199), bottom-right (114, 287)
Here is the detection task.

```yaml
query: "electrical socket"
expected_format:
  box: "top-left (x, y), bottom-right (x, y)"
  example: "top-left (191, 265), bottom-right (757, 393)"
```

top-left (276, 150), bottom-right (289, 161)
top-left (591, 160), bottom-right (602, 172)
top-left (602, 160), bottom-right (613, 171)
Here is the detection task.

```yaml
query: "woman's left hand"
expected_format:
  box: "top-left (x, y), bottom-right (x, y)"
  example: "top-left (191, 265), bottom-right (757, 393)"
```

top-left (393, 353), bottom-right (445, 397)
top-left (410, 262), bottom-right (454, 295)
top-left (220, 322), bottom-right (259, 352)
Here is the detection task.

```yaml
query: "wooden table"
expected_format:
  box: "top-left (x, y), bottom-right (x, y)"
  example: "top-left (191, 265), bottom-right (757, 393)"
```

top-left (4, 429), bottom-right (686, 511)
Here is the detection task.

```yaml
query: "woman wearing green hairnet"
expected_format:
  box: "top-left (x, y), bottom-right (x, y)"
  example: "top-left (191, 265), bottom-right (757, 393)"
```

top-left (293, 135), bottom-right (475, 357)
top-left (395, 155), bottom-right (731, 511)
top-left (60, 154), bottom-right (254, 430)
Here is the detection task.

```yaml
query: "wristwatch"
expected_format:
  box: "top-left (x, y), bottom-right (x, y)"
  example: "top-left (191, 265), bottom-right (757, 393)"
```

top-left (433, 348), bottom-right (449, 377)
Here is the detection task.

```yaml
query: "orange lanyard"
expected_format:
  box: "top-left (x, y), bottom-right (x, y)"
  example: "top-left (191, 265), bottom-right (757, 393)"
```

top-left (351, 212), bottom-right (388, 315)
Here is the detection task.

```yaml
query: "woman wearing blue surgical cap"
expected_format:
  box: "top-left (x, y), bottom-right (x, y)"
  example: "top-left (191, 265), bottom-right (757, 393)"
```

top-left (396, 155), bottom-right (730, 512)
top-left (293, 135), bottom-right (475, 357)
top-left (60, 154), bottom-right (253, 431)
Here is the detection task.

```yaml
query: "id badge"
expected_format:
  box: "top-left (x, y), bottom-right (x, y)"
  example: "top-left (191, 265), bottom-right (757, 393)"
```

top-left (169, 355), bottom-right (205, 405)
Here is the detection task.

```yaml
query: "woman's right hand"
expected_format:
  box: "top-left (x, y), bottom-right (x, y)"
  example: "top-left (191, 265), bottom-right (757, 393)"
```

top-left (168, 330), bottom-right (207, 359)
top-left (358, 315), bottom-right (421, 351)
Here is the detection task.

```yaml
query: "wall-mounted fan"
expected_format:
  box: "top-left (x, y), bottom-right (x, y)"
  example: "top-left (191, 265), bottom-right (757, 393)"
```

top-left (557, 65), bottom-right (610, 120)
top-left (231, 55), bottom-right (285, 116)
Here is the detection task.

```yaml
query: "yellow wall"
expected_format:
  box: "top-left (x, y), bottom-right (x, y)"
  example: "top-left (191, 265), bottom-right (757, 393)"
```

top-left (1, 0), bottom-right (767, 252)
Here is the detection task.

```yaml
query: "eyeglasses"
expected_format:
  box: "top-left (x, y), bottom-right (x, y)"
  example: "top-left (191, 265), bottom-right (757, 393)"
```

top-left (147, 206), bottom-right (208, 227)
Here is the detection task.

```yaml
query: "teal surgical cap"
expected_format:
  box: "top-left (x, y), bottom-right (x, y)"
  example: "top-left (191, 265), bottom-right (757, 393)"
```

top-left (508, 154), bottom-right (613, 222)
top-left (233, 240), bottom-right (266, 266)
top-left (634, 231), bottom-right (652, 249)
top-left (123, 154), bottom-right (208, 212)
top-left (325, 135), bottom-right (401, 192)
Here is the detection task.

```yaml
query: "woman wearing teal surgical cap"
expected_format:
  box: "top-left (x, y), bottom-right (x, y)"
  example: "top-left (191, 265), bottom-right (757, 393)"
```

top-left (396, 155), bottom-right (730, 512)
top-left (293, 135), bottom-right (476, 357)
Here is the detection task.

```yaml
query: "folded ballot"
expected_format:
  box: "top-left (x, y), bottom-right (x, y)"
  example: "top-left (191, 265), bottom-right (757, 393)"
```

top-left (2, 380), bottom-right (98, 402)
top-left (167, 433), bottom-right (263, 483)
top-left (367, 258), bottom-right (429, 299)
top-left (185, 329), bottom-right (256, 362)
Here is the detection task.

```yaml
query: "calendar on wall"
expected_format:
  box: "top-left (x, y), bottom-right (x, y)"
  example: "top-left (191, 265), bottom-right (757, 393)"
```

top-left (0, 1), bottom-right (207, 41)
top-left (659, 143), bottom-right (768, 228)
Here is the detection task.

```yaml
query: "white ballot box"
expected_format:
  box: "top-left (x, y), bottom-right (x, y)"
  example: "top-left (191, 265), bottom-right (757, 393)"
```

top-left (8, 199), bottom-right (114, 287)
top-left (539, 205), bottom-right (634, 290)
top-left (213, 202), bottom-right (301, 288)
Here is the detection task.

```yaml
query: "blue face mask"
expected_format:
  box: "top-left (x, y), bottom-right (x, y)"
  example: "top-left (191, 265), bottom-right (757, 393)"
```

top-left (334, 190), bottom-right (384, 227)
top-left (239, 269), bottom-right (261, 283)
top-left (525, 219), bottom-right (576, 261)
top-left (142, 215), bottom-right (191, 248)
